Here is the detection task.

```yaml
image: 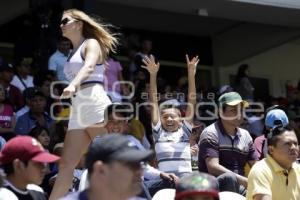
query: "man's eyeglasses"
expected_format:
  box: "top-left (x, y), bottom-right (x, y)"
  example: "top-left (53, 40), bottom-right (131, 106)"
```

top-left (60, 18), bottom-right (78, 26)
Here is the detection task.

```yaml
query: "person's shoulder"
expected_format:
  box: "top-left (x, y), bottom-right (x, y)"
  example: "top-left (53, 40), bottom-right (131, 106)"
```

top-left (85, 38), bottom-right (100, 46)
top-left (44, 112), bottom-right (54, 122)
top-left (126, 135), bottom-right (142, 146)
top-left (200, 123), bottom-right (219, 138)
top-left (293, 162), bottom-right (300, 173)
top-left (237, 127), bottom-right (252, 138)
top-left (131, 118), bottom-right (143, 127)
top-left (0, 187), bottom-right (18, 200)
top-left (84, 39), bottom-right (101, 54)
top-left (248, 159), bottom-right (273, 185)
top-left (152, 121), bottom-right (162, 132)
top-left (250, 158), bottom-right (270, 174)
top-left (8, 84), bottom-right (21, 92)
top-left (49, 50), bottom-right (60, 58)
top-left (237, 126), bottom-right (250, 133)
top-left (18, 111), bottom-right (30, 119)
top-left (10, 76), bottom-right (18, 83)
top-left (254, 135), bottom-right (265, 144)
top-left (27, 189), bottom-right (47, 200)
top-left (182, 120), bottom-right (192, 128)
top-left (16, 106), bottom-right (29, 115)
top-left (27, 184), bottom-right (44, 193)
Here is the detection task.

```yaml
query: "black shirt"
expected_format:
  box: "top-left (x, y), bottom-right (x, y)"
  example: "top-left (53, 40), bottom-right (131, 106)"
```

top-left (4, 181), bottom-right (47, 200)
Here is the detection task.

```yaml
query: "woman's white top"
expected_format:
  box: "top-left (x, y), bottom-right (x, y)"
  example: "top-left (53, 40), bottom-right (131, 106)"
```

top-left (64, 39), bottom-right (105, 85)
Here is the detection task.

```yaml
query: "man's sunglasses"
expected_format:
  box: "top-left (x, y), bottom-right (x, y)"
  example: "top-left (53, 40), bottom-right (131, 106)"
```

top-left (60, 18), bottom-right (78, 26)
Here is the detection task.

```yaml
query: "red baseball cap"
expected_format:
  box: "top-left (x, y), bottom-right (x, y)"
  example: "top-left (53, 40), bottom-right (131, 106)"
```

top-left (0, 136), bottom-right (60, 165)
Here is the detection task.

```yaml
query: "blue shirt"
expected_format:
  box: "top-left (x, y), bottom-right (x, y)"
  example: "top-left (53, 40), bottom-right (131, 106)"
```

top-left (48, 50), bottom-right (69, 81)
top-left (15, 111), bottom-right (54, 135)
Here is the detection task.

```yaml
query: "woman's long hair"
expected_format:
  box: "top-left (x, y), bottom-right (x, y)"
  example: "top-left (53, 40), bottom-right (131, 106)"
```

top-left (64, 9), bottom-right (118, 62)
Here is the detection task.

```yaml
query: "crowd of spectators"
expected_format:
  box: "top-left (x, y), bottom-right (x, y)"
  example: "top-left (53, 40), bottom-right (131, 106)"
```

top-left (0, 8), bottom-right (299, 200)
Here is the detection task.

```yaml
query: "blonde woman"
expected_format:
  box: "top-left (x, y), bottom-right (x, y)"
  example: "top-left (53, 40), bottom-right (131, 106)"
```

top-left (49, 9), bottom-right (118, 200)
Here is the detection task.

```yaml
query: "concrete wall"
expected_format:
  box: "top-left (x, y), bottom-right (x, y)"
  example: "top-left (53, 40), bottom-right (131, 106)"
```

top-left (212, 23), bottom-right (300, 66)
top-left (218, 39), bottom-right (300, 97)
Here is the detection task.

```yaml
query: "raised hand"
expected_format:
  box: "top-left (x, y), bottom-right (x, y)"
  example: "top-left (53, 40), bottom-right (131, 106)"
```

top-left (190, 145), bottom-right (199, 156)
top-left (186, 54), bottom-right (199, 75)
top-left (141, 55), bottom-right (159, 74)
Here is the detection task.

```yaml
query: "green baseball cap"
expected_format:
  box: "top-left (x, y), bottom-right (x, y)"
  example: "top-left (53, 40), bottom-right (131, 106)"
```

top-left (218, 92), bottom-right (249, 108)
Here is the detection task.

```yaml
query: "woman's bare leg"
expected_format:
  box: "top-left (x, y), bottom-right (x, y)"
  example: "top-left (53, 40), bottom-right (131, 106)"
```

top-left (49, 129), bottom-right (90, 200)
top-left (49, 122), bottom-right (108, 200)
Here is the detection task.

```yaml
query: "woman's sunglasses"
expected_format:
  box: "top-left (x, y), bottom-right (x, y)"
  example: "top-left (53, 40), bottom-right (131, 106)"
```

top-left (60, 18), bottom-right (78, 26)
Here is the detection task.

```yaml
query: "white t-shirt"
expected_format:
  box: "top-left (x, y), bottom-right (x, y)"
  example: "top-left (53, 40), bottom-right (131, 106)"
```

top-left (0, 188), bottom-right (18, 200)
top-left (10, 75), bottom-right (34, 92)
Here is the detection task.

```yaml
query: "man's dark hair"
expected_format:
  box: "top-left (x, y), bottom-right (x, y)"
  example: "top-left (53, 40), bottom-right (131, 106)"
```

top-left (2, 163), bottom-right (15, 175)
top-left (29, 125), bottom-right (49, 139)
top-left (2, 161), bottom-right (28, 176)
top-left (14, 57), bottom-right (32, 67)
top-left (33, 74), bottom-right (52, 87)
top-left (267, 125), bottom-right (295, 147)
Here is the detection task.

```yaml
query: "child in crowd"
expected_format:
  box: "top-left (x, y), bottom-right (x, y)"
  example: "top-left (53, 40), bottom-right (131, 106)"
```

top-left (28, 125), bottom-right (53, 195)
top-left (29, 125), bottom-right (51, 150)
top-left (142, 54), bottom-right (199, 177)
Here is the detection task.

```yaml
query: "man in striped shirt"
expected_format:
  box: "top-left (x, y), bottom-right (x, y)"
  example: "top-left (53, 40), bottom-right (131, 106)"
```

top-left (142, 54), bottom-right (199, 177)
top-left (198, 92), bottom-right (258, 196)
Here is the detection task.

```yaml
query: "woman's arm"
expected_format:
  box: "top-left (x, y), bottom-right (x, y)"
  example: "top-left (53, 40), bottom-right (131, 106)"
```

top-left (70, 39), bottom-right (101, 88)
top-left (62, 39), bottom-right (101, 97)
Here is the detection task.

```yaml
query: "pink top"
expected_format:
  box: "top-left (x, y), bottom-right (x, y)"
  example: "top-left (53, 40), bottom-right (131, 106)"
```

top-left (0, 104), bottom-right (14, 128)
top-left (253, 134), bottom-right (266, 159)
top-left (105, 58), bottom-right (122, 93)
